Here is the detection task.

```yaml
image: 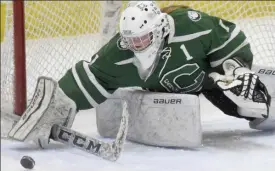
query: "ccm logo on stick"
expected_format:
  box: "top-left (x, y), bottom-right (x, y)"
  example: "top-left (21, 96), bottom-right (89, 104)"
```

top-left (153, 99), bottom-right (182, 104)
top-left (58, 128), bottom-right (101, 154)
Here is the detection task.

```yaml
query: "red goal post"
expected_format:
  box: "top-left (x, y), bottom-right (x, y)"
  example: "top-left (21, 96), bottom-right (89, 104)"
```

top-left (13, 1), bottom-right (26, 115)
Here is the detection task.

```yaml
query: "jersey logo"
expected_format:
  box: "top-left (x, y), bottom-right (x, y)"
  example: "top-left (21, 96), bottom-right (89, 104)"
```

top-left (117, 37), bottom-right (128, 50)
top-left (188, 11), bottom-right (201, 22)
top-left (159, 63), bottom-right (205, 93)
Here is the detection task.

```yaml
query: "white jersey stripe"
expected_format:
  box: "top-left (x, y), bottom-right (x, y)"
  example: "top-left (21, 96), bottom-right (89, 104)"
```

top-left (210, 39), bottom-right (249, 67)
top-left (83, 62), bottom-right (111, 98)
top-left (72, 65), bottom-right (99, 107)
top-left (207, 26), bottom-right (241, 55)
top-left (169, 30), bottom-right (212, 43)
top-left (219, 19), bottom-right (230, 33)
top-left (115, 57), bottom-right (134, 65)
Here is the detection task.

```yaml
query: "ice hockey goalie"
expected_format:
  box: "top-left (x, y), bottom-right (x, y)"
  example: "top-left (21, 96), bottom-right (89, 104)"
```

top-left (8, 1), bottom-right (274, 150)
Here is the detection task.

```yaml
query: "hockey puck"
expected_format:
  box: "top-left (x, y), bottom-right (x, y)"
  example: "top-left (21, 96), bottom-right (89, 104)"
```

top-left (20, 156), bottom-right (35, 169)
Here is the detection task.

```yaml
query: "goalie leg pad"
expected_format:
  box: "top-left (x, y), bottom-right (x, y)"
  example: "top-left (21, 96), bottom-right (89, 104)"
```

top-left (250, 97), bottom-right (275, 130)
top-left (96, 89), bottom-right (202, 148)
top-left (249, 68), bottom-right (275, 130)
top-left (8, 77), bottom-right (77, 147)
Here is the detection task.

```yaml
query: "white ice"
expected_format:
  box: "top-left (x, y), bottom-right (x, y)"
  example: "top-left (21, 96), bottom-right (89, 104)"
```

top-left (1, 95), bottom-right (275, 171)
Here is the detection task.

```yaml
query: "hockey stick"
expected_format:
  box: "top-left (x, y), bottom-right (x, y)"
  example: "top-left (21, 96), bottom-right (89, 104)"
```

top-left (51, 100), bottom-right (129, 161)
top-left (3, 100), bottom-right (129, 162)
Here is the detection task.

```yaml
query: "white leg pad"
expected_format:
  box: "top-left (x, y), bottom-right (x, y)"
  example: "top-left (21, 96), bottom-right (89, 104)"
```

top-left (250, 97), bottom-right (275, 130)
top-left (249, 67), bottom-right (275, 130)
top-left (8, 77), bottom-right (77, 147)
top-left (96, 89), bottom-right (202, 148)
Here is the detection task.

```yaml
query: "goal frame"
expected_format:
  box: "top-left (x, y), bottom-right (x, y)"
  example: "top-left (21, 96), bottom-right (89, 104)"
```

top-left (13, 1), bottom-right (27, 116)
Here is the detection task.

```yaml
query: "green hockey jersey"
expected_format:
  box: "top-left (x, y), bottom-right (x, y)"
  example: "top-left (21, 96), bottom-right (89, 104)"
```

top-left (58, 7), bottom-right (253, 110)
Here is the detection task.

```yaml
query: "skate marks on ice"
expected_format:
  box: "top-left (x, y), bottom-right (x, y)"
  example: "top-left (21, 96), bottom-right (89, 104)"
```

top-left (6, 140), bottom-right (70, 152)
top-left (203, 127), bottom-right (275, 151)
top-left (2, 96), bottom-right (275, 171)
top-left (2, 115), bottom-right (275, 155)
top-left (1, 114), bottom-right (275, 171)
top-left (4, 114), bottom-right (274, 156)
top-left (3, 128), bottom-right (274, 154)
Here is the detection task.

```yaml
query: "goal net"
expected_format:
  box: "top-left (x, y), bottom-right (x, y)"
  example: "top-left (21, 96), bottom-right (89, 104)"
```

top-left (1, 1), bottom-right (275, 117)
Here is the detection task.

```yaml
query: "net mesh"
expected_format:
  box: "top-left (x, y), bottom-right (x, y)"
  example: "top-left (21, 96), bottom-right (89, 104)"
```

top-left (1, 1), bottom-right (275, 114)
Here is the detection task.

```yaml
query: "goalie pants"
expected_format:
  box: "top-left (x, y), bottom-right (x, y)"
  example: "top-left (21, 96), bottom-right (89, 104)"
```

top-left (202, 88), bottom-right (255, 121)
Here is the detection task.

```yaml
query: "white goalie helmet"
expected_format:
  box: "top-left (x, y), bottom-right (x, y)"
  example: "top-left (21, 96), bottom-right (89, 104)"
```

top-left (119, 1), bottom-right (171, 70)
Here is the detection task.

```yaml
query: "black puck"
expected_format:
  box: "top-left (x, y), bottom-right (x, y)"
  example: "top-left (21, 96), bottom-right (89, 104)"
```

top-left (20, 156), bottom-right (35, 169)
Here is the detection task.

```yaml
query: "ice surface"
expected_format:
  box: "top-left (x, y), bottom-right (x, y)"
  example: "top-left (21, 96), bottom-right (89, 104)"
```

top-left (1, 95), bottom-right (275, 171)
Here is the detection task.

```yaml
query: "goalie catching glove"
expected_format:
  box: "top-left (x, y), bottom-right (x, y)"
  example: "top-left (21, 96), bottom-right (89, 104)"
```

top-left (209, 58), bottom-right (271, 119)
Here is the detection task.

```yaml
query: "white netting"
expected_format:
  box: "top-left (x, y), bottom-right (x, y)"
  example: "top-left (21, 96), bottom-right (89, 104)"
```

top-left (1, 1), bottom-right (120, 114)
top-left (1, 1), bottom-right (275, 114)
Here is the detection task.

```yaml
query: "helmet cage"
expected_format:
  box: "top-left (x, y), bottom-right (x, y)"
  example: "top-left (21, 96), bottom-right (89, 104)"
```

top-left (120, 19), bottom-right (165, 53)
top-left (121, 28), bottom-right (156, 52)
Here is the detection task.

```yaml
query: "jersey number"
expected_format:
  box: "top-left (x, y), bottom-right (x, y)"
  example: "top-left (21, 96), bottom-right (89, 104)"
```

top-left (180, 44), bottom-right (193, 61)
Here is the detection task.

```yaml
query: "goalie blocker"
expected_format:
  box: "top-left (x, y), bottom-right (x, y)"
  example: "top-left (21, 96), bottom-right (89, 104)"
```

top-left (96, 89), bottom-right (202, 148)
